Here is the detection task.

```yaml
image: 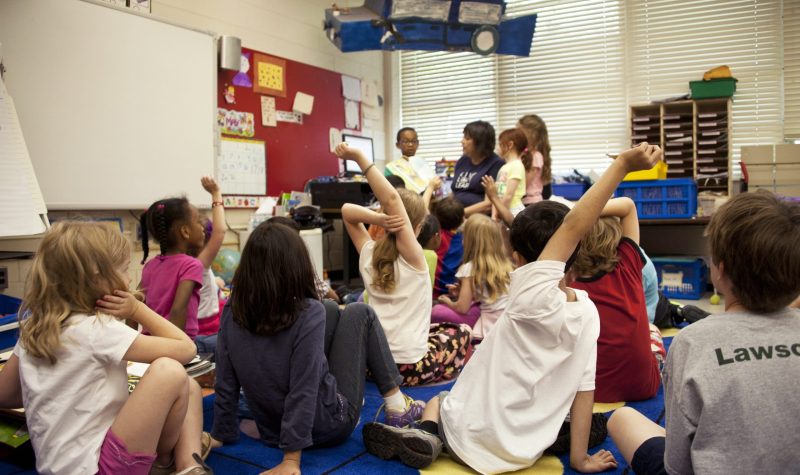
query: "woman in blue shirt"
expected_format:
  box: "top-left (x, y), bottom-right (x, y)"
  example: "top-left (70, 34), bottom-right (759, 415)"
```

top-left (451, 121), bottom-right (504, 217)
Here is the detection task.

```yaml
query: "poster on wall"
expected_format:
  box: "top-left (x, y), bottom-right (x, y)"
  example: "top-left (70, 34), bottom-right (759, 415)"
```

top-left (217, 108), bottom-right (255, 137)
top-left (233, 52), bottom-right (253, 88)
top-left (217, 137), bottom-right (266, 196)
top-left (260, 96), bottom-right (277, 127)
top-left (253, 53), bottom-right (287, 97)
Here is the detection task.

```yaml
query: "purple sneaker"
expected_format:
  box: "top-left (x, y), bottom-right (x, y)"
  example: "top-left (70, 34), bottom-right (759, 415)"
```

top-left (384, 394), bottom-right (426, 428)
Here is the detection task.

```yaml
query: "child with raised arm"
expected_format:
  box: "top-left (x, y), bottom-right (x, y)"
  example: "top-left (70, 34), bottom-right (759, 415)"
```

top-left (194, 177), bottom-right (226, 351)
top-left (139, 177), bottom-right (216, 342)
top-left (608, 190), bottom-right (800, 474)
top-left (0, 221), bottom-right (209, 475)
top-left (361, 143), bottom-right (662, 473)
top-left (570, 197), bottom-right (663, 402)
top-left (336, 143), bottom-right (472, 387)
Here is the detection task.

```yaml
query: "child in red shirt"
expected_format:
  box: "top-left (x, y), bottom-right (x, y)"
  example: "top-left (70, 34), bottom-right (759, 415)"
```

top-left (570, 198), bottom-right (662, 402)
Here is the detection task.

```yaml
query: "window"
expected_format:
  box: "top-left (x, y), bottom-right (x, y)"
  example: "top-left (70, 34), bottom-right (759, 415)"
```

top-left (399, 0), bottom-right (793, 174)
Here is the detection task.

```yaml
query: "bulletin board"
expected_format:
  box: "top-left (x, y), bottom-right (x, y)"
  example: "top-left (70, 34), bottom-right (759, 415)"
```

top-left (218, 47), bottom-right (349, 197)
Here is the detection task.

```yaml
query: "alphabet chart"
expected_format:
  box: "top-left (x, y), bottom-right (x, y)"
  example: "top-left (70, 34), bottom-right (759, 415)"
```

top-left (217, 138), bottom-right (266, 196)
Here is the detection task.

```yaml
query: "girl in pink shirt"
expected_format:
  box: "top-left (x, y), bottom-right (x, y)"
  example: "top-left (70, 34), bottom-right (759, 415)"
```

top-left (139, 177), bottom-right (220, 340)
top-left (518, 114), bottom-right (552, 205)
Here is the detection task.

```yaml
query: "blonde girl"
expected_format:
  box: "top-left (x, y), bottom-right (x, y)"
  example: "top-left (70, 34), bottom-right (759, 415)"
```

top-left (0, 221), bottom-right (210, 475)
top-left (432, 214), bottom-right (513, 339)
top-left (336, 143), bottom-right (472, 387)
top-left (517, 114), bottom-right (552, 205)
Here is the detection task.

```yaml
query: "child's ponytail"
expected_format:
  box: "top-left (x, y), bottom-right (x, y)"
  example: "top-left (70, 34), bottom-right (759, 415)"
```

top-left (370, 188), bottom-right (426, 293)
top-left (139, 210), bottom-right (150, 264)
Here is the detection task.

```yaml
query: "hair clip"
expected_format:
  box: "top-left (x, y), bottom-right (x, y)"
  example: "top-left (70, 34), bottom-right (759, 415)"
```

top-left (156, 203), bottom-right (165, 210)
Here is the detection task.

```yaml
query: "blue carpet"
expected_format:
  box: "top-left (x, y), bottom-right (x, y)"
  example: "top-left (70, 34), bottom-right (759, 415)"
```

top-left (0, 337), bottom-right (673, 474)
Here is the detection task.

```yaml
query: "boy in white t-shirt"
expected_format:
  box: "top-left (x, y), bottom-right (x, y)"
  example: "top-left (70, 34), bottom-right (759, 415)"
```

top-left (362, 143), bottom-right (663, 474)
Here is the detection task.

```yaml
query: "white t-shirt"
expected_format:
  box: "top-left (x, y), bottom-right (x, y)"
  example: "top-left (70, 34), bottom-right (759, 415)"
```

top-left (15, 313), bottom-right (139, 475)
top-left (198, 267), bottom-right (220, 320)
top-left (359, 240), bottom-right (431, 363)
top-left (440, 260), bottom-right (600, 474)
top-left (455, 261), bottom-right (509, 339)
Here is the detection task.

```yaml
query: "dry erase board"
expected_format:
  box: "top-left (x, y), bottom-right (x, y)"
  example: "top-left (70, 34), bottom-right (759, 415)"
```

top-left (0, 0), bottom-right (216, 210)
top-left (218, 138), bottom-right (267, 195)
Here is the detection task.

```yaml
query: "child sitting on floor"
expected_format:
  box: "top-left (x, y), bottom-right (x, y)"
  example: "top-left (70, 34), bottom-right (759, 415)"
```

top-left (570, 197), bottom-right (663, 403)
top-left (139, 178), bottom-right (217, 345)
top-left (608, 190), bottom-right (800, 474)
top-left (361, 142), bottom-right (663, 472)
top-left (336, 143), bottom-right (472, 387)
top-left (0, 221), bottom-right (209, 475)
top-left (432, 196), bottom-right (466, 298)
top-left (417, 214), bottom-right (442, 287)
top-left (432, 214), bottom-right (512, 339)
top-left (209, 222), bottom-right (425, 473)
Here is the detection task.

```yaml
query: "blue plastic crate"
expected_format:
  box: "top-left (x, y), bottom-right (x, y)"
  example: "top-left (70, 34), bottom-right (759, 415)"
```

top-left (552, 183), bottom-right (589, 200)
top-left (615, 178), bottom-right (697, 219)
top-left (0, 295), bottom-right (22, 350)
top-left (651, 257), bottom-right (707, 300)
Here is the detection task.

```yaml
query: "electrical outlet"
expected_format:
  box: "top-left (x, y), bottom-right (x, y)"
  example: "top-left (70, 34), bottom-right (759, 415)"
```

top-left (0, 267), bottom-right (7, 291)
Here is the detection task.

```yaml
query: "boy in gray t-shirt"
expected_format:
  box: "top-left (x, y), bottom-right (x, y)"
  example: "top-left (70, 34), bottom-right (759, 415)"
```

top-left (608, 190), bottom-right (800, 474)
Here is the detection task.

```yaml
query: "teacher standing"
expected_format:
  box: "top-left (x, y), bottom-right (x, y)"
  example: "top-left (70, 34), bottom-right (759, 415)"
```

top-left (451, 121), bottom-right (504, 217)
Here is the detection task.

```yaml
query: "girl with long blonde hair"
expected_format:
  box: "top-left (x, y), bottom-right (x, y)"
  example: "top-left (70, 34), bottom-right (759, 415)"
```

top-left (0, 221), bottom-right (211, 475)
top-left (337, 143), bottom-right (473, 387)
top-left (433, 214), bottom-right (513, 339)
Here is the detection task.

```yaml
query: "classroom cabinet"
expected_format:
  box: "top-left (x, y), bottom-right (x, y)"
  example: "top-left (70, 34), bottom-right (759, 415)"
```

top-left (630, 98), bottom-right (732, 196)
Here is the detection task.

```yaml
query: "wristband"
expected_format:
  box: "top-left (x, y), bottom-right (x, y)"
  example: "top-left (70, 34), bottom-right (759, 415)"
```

top-left (211, 201), bottom-right (224, 208)
top-left (362, 164), bottom-right (375, 175)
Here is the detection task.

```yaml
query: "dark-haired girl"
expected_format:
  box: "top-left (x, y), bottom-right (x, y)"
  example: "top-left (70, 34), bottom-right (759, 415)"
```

top-left (451, 121), bottom-right (504, 218)
top-left (139, 178), bottom-right (214, 340)
top-left (209, 222), bottom-right (424, 474)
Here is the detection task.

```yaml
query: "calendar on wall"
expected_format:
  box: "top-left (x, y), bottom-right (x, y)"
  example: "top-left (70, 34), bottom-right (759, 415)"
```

top-left (217, 137), bottom-right (266, 196)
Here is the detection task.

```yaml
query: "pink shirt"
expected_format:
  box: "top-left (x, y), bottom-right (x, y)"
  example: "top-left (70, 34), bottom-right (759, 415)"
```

top-left (522, 151), bottom-right (545, 205)
top-left (141, 254), bottom-right (204, 339)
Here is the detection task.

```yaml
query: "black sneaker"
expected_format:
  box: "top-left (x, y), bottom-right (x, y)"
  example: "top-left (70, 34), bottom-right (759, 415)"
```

top-left (362, 422), bottom-right (442, 469)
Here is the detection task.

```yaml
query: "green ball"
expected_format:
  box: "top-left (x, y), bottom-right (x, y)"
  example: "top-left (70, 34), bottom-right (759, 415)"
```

top-left (710, 294), bottom-right (721, 305)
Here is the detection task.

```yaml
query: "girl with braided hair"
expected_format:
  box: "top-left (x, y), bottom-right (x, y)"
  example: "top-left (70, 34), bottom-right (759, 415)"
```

top-left (139, 177), bottom-right (219, 341)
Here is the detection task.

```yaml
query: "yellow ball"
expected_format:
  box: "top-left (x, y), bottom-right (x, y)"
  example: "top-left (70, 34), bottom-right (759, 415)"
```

top-left (710, 294), bottom-right (721, 305)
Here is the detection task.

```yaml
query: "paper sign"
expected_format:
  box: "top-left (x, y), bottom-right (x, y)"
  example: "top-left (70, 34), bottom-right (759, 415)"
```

top-left (293, 92), bottom-right (315, 115)
top-left (345, 99), bottom-right (360, 130)
top-left (276, 110), bottom-right (303, 124)
top-left (260, 96), bottom-right (277, 127)
top-left (329, 127), bottom-right (341, 152)
top-left (361, 79), bottom-right (379, 107)
top-left (217, 108), bottom-right (255, 137)
top-left (362, 103), bottom-right (381, 121)
top-left (342, 75), bottom-right (362, 101)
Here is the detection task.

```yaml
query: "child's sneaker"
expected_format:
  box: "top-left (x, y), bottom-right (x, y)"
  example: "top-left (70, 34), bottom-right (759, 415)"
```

top-left (362, 422), bottom-right (442, 469)
top-left (172, 454), bottom-right (214, 475)
top-left (384, 394), bottom-right (425, 428)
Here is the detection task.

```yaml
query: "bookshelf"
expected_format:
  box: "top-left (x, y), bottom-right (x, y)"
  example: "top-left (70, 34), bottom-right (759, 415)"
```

top-left (630, 98), bottom-right (732, 196)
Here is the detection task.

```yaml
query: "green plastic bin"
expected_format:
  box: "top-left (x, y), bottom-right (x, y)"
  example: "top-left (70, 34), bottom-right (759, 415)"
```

top-left (689, 78), bottom-right (737, 99)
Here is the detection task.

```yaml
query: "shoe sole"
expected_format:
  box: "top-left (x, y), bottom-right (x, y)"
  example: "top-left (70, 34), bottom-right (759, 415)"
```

top-left (362, 423), bottom-right (436, 469)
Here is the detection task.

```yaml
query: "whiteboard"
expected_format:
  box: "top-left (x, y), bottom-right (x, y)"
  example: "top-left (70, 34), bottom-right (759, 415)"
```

top-left (0, 0), bottom-right (217, 210)
top-left (218, 138), bottom-right (267, 195)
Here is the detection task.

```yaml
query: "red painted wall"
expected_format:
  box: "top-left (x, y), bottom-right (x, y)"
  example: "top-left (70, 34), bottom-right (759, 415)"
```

top-left (218, 47), bottom-right (346, 195)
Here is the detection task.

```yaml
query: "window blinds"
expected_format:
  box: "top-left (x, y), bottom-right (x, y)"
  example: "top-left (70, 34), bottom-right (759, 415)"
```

top-left (399, 0), bottom-right (793, 173)
top-left (626, 0), bottom-right (783, 166)
top-left (785, 0), bottom-right (800, 140)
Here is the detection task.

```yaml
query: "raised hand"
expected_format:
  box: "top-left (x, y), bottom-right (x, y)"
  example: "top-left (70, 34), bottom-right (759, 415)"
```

top-left (201, 176), bottom-right (220, 194)
top-left (616, 142), bottom-right (663, 174)
top-left (481, 175), bottom-right (498, 199)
